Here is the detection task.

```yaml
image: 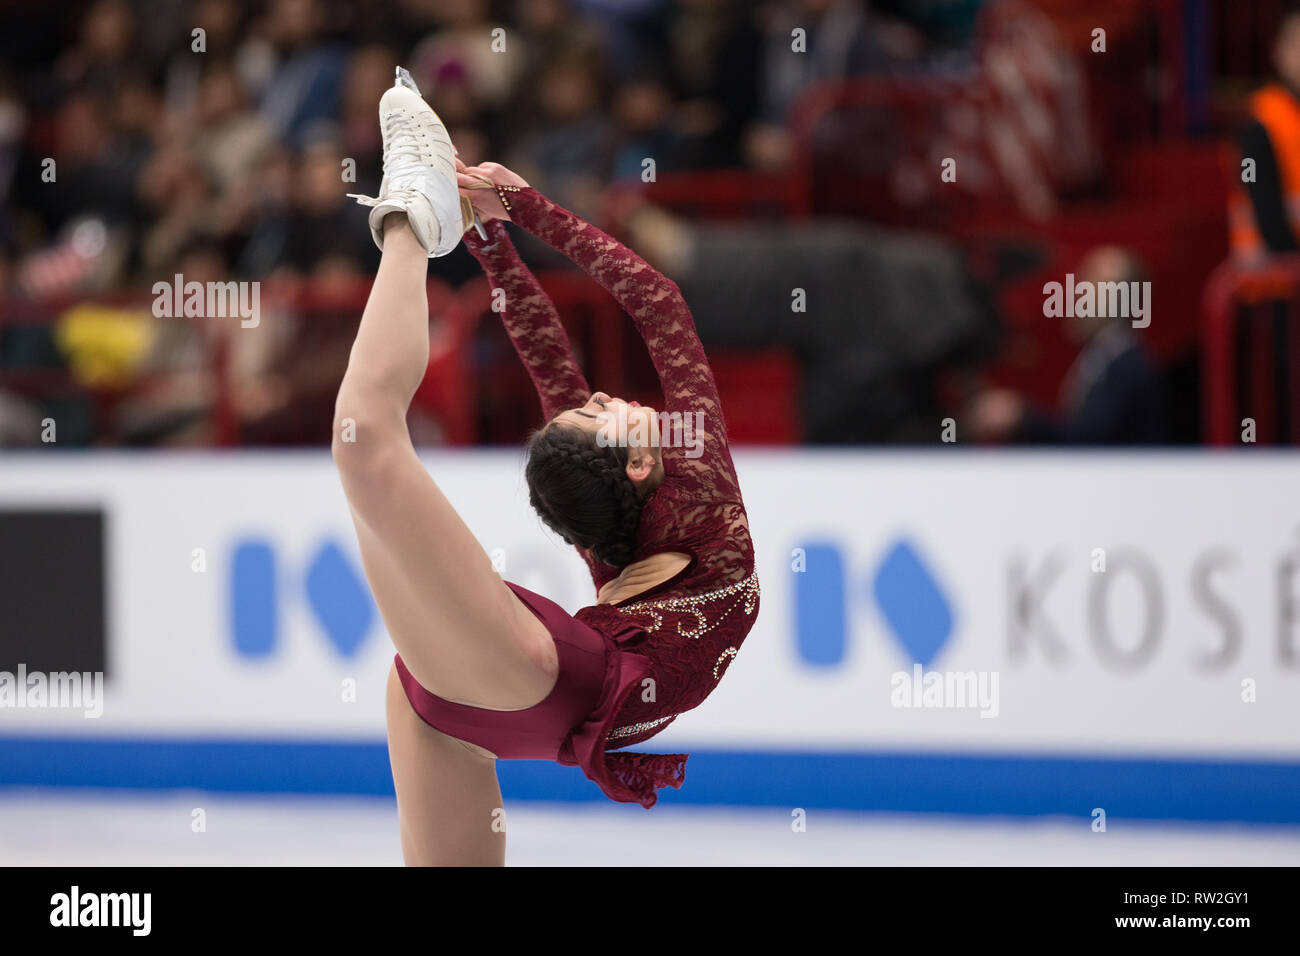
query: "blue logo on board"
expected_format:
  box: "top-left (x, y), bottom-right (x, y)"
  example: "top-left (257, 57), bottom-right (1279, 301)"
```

top-left (793, 537), bottom-right (954, 667)
top-left (228, 534), bottom-right (953, 667)
top-left (230, 538), bottom-right (374, 658)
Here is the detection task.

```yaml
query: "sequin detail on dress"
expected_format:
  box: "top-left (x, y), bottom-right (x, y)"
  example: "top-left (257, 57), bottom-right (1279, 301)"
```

top-left (712, 647), bottom-right (738, 680)
top-left (608, 714), bottom-right (677, 740)
top-left (615, 571), bottom-right (760, 639)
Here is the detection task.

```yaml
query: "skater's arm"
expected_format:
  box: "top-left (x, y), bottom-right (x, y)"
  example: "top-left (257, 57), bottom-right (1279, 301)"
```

top-left (462, 220), bottom-right (610, 585)
top-left (504, 186), bottom-right (740, 500)
top-left (462, 219), bottom-right (593, 421)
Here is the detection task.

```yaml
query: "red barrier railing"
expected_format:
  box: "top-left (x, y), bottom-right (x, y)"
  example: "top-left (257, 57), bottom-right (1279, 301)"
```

top-left (602, 169), bottom-right (804, 227)
top-left (0, 270), bottom-right (803, 447)
top-left (0, 278), bottom-right (469, 447)
top-left (1203, 254), bottom-right (1300, 445)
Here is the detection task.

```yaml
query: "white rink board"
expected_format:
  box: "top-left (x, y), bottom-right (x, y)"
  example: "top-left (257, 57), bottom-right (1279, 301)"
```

top-left (0, 450), bottom-right (1297, 760)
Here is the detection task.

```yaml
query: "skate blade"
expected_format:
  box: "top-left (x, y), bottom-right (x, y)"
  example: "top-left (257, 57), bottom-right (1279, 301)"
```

top-left (394, 66), bottom-right (420, 94)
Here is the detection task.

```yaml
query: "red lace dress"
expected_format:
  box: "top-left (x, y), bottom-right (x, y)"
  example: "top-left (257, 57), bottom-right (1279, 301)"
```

top-left (462, 190), bottom-right (759, 808)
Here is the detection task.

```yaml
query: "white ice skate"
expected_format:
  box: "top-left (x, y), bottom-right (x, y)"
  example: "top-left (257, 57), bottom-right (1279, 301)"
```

top-left (347, 66), bottom-right (483, 257)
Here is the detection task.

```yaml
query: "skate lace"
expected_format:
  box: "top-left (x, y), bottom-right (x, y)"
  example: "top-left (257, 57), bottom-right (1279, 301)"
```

top-left (381, 113), bottom-right (427, 179)
top-left (348, 112), bottom-right (446, 204)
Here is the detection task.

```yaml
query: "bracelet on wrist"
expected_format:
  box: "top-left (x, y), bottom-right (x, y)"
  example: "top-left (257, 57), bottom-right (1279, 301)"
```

top-left (495, 183), bottom-right (522, 213)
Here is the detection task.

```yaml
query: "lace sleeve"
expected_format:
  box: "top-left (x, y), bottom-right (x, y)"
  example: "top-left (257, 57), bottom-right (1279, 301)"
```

top-left (506, 188), bottom-right (741, 504)
top-left (464, 219), bottom-right (615, 587)
top-left (462, 218), bottom-right (592, 422)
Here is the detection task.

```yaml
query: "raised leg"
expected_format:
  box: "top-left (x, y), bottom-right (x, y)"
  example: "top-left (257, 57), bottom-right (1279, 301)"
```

top-left (333, 213), bottom-right (558, 710)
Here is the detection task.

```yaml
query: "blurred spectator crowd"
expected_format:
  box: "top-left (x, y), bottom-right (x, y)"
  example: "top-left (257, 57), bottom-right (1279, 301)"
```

top-left (0, 0), bottom-right (1241, 448)
top-left (0, 0), bottom-right (989, 295)
top-left (0, 0), bottom-right (1011, 446)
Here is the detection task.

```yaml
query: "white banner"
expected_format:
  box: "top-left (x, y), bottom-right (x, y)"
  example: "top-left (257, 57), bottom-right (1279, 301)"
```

top-left (1, 451), bottom-right (1296, 760)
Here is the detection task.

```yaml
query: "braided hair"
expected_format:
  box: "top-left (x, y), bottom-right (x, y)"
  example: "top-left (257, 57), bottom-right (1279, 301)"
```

top-left (525, 424), bottom-right (644, 568)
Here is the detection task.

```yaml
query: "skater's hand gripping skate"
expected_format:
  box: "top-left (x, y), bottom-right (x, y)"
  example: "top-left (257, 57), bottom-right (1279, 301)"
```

top-left (457, 162), bottom-right (530, 224)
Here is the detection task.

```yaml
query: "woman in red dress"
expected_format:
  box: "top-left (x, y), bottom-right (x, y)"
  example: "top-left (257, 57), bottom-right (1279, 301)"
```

top-left (336, 69), bottom-right (758, 865)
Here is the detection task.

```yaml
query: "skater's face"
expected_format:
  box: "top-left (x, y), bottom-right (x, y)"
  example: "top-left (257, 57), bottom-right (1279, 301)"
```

top-left (555, 392), bottom-right (658, 446)
top-left (552, 392), bottom-right (662, 486)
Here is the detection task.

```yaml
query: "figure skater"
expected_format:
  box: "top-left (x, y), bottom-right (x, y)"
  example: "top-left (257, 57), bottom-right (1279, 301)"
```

top-left (335, 69), bottom-right (758, 865)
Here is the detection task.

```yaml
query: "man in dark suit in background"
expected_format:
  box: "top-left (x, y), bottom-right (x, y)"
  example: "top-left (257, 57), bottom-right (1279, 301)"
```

top-left (969, 246), bottom-right (1166, 445)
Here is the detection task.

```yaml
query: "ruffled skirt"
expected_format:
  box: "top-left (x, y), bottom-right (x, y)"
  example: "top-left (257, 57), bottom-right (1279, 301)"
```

top-left (394, 580), bottom-right (686, 808)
